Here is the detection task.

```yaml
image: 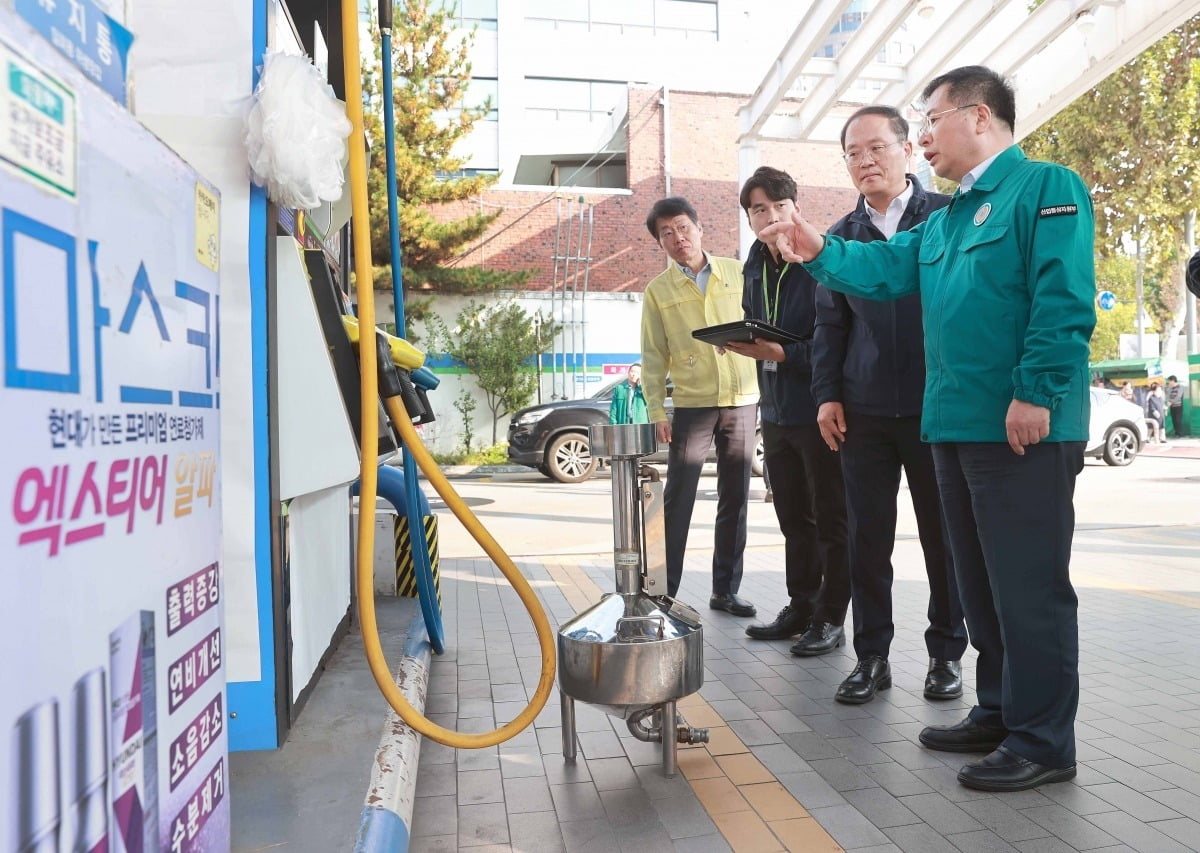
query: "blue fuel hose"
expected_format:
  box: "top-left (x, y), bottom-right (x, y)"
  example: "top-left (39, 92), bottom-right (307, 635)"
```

top-left (380, 11), bottom-right (442, 651)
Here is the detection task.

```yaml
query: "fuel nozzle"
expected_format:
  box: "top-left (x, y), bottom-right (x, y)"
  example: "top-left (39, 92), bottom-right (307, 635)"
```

top-left (341, 315), bottom-right (425, 371)
top-left (342, 315), bottom-right (435, 425)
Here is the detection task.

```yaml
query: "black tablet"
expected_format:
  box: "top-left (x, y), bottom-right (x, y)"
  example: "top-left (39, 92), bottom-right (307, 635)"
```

top-left (692, 319), bottom-right (805, 347)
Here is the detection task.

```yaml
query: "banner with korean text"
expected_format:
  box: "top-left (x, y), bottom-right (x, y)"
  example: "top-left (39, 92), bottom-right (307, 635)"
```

top-left (0, 8), bottom-right (228, 853)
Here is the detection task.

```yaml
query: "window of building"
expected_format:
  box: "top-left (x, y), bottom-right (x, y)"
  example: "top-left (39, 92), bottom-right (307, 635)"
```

top-left (467, 77), bottom-right (498, 120)
top-left (433, 0), bottom-right (498, 30)
top-left (524, 0), bottom-right (717, 40)
top-left (551, 160), bottom-right (627, 189)
top-left (525, 77), bottom-right (626, 123)
top-left (436, 168), bottom-right (500, 179)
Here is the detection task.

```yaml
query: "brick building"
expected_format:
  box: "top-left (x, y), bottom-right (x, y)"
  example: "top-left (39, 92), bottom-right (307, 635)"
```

top-left (406, 84), bottom-right (890, 453)
top-left (434, 86), bottom-right (863, 295)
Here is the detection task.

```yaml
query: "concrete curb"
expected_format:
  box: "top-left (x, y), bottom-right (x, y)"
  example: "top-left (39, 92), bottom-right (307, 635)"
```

top-left (438, 464), bottom-right (533, 477)
top-left (353, 609), bottom-right (433, 853)
top-left (385, 460), bottom-right (534, 478)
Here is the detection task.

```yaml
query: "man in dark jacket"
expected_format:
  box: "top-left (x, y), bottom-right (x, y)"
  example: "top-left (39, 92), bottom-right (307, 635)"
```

top-left (811, 106), bottom-right (967, 705)
top-left (726, 166), bottom-right (849, 657)
top-left (764, 66), bottom-right (1097, 793)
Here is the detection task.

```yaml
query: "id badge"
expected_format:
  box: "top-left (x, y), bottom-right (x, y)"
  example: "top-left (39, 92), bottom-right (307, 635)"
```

top-left (764, 360), bottom-right (778, 373)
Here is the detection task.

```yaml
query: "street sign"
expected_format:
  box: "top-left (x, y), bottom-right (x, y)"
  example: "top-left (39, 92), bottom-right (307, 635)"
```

top-left (1097, 290), bottom-right (1117, 311)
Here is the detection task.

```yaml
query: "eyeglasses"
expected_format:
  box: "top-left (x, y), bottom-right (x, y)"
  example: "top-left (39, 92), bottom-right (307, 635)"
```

top-left (918, 103), bottom-right (980, 136)
top-left (842, 140), bottom-right (903, 167)
top-left (657, 221), bottom-right (696, 242)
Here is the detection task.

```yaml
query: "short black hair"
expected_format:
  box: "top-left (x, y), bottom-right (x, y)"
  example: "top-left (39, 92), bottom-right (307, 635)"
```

top-left (1168, 374), bottom-right (1178, 381)
top-left (840, 105), bottom-right (908, 149)
top-left (921, 65), bottom-right (1016, 133)
top-left (739, 166), bottom-right (797, 212)
top-left (645, 197), bottom-right (699, 239)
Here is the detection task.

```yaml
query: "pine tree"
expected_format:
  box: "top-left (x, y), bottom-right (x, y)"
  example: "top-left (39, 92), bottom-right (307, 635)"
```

top-left (362, 0), bottom-right (531, 330)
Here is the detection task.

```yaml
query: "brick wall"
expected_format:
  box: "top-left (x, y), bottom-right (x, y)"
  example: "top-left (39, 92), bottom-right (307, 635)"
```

top-left (432, 86), bottom-right (863, 294)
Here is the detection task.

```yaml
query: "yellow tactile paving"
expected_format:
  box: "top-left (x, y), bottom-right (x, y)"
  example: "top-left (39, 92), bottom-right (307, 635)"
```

top-left (677, 747), bottom-right (724, 780)
top-left (770, 817), bottom-right (845, 852)
top-left (691, 776), bottom-right (752, 814)
top-left (740, 782), bottom-right (810, 821)
top-left (712, 810), bottom-right (785, 852)
top-left (715, 753), bottom-right (775, 785)
top-left (703, 725), bottom-right (751, 756)
top-left (552, 558), bottom-right (843, 852)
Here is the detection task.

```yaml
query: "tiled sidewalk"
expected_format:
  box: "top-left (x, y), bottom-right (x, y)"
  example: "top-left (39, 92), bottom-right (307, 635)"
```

top-left (411, 523), bottom-right (1200, 852)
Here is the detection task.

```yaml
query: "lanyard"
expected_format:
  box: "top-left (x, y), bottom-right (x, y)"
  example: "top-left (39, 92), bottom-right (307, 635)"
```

top-left (761, 260), bottom-right (789, 326)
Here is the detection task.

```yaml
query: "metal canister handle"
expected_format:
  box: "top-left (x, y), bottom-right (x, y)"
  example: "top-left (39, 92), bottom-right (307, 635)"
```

top-left (616, 614), bottom-right (666, 642)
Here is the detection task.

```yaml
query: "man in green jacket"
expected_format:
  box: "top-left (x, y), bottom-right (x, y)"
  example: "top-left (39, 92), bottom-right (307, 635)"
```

top-left (608, 363), bottom-right (649, 425)
top-left (764, 66), bottom-right (1095, 793)
top-left (641, 197), bottom-right (759, 611)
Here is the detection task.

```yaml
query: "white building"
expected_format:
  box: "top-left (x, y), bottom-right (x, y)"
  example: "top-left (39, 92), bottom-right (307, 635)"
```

top-left (446, 0), bottom-right (915, 187)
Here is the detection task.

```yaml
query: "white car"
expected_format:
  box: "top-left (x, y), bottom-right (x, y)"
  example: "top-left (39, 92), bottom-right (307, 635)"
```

top-left (1086, 388), bottom-right (1148, 466)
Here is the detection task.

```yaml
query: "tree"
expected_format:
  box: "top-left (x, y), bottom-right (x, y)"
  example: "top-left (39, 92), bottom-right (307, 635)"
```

top-left (1090, 255), bottom-right (1138, 361)
top-left (1022, 18), bottom-right (1200, 350)
top-left (362, 0), bottom-right (532, 335)
top-left (427, 301), bottom-right (559, 445)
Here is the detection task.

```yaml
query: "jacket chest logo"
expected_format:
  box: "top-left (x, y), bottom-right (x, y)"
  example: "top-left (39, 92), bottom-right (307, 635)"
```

top-left (973, 203), bottom-right (992, 226)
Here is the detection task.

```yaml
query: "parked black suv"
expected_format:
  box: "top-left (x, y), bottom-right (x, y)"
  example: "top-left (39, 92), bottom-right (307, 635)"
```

top-left (507, 380), bottom-right (764, 483)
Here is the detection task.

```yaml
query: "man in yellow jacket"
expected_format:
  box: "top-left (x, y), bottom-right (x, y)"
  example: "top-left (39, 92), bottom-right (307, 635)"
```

top-left (640, 197), bottom-right (760, 612)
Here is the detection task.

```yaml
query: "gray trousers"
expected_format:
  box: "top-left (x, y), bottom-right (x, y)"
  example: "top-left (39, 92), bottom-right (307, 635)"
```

top-left (664, 405), bottom-right (756, 598)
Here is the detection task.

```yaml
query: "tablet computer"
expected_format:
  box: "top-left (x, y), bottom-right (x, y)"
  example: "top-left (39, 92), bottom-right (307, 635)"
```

top-left (691, 319), bottom-right (805, 347)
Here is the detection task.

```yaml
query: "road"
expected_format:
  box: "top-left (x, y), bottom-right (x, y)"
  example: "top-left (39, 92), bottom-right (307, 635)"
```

top-left (433, 456), bottom-right (1200, 587)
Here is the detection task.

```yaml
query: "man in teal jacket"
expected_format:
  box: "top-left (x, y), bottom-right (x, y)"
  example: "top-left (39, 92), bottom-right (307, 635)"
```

top-left (765, 66), bottom-right (1096, 793)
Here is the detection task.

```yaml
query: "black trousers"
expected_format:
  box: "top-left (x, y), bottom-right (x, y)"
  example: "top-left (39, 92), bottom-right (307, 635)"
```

top-left (664, 405), bottom-right (756, 598)
top-left (762, 420), bottom-right (850, 625)
top-left (932, 441), bottom-right (1084, 768)
top-left (1170, 404), bottom-right (1184, 437)
top-left (840, 412), bottom-right (967, 662)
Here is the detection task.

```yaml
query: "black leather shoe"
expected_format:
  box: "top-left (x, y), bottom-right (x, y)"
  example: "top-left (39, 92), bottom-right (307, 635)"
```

top-left (745, 604), bottom-right (809, 640)
top-left (957, 746), bottom-right (1076, 792)
top-left (923, 658), bottom-right (963, 700)
top-left (789, 622), bottom-right (844, 657)
top-left (835, 656), bottom-right (891, 704)
top-left (919, 717), bottom-right (1008, 753)
top-left (709, 593), bottom-right (756, 617)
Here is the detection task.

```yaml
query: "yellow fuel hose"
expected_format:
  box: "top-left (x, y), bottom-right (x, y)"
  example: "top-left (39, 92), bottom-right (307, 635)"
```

top-left (341, 0), bottom-right (555, 748)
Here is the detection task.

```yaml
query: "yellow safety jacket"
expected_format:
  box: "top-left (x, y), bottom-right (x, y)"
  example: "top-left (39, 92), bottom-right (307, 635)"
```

top-left (640, 256), bottom-right (759, 423)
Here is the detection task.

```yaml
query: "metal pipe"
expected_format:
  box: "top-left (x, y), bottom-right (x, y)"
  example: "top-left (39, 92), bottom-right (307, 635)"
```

top-left (573, 198), bottom-right (586, 396)
top-left (1136, 225), bottom-right (1145, 357)
top-left (551, 197), bottom-right (562, 398)
top-left (662, 86), bottom-right (672, 196)
top-left (661, 700), bottom-right (677, 777)
top-left (626, 706), bottom-right (662, 742)
top-left (581, 203), bottom-right (594, 396)
top-left (561, 692), bottom-right (577, 761)
top-left (610, 456), bottom-right (642, 597)
top-left (562, 197), bottom-right (577, 397)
